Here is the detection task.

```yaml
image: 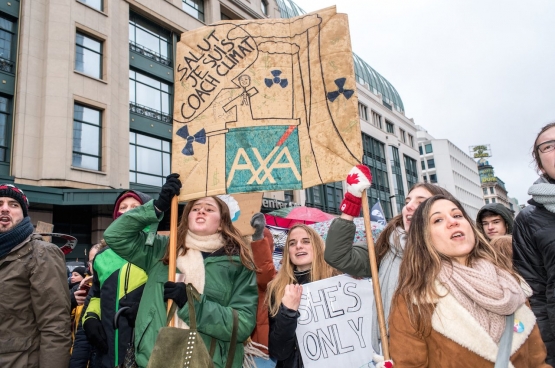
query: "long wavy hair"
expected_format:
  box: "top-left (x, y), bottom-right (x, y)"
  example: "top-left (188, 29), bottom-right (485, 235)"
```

top-left (266, 224), bottom-right (339, 316)
top-left (161, 196), bottom-right (255, 271)
top-left (394, 195), bottom-right (518, 337)
top-left (375, 183), bottom-right (453, 266)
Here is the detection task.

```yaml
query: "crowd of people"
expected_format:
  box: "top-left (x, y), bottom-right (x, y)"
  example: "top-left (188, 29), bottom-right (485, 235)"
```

top-left (0, 122), bottom-right (554, 368)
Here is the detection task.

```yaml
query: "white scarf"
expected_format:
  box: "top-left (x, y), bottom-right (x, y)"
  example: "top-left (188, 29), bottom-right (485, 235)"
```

top-left (175, 231), bottom-right (224, 293)
top-left (175, 231), bottom-right (224, 329)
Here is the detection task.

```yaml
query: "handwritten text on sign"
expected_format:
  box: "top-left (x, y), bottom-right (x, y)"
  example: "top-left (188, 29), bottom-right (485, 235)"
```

top-left (295, 275), bottom-right (374, 368)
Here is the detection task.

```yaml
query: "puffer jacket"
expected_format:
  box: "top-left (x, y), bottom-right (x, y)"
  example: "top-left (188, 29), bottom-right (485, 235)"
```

top-left (0, 234), bottom-right (71, 368)
top-left (476, 202), bottom-right (515, 236)
top-left (103, 200), bottom-right (258, 368)
top-left (513, 197), bottom-right (555, 365)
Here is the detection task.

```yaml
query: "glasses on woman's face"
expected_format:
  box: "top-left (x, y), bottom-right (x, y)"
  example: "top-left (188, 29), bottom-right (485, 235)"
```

top-left (537, 140), bottom-right (555, 154)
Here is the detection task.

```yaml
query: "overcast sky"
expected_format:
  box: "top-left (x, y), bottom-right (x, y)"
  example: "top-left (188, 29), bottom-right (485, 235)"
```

top-left (293, 0), bottom-right (555, 206)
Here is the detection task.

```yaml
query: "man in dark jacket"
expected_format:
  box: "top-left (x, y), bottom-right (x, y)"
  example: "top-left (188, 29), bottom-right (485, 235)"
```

top-left (0, 184), bottom-right (71, 368)
top-left (476, 202), bottom-right (514, 240)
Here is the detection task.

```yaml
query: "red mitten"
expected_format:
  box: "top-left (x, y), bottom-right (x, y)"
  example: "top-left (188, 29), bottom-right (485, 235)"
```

top-left (340, 165), bottom-right (372, 216)
top-left (373, 353), bottom-right (394, 368)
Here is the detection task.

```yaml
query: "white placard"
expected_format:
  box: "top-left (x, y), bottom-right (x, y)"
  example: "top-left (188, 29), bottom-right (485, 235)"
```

top-left (295, 275), bottom-right (374, 368)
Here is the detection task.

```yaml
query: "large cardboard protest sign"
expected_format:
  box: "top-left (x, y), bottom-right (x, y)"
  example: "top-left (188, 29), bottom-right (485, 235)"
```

top-left (172, 6), bottom-right (362, 201)
top-left (296, 275), bottom-right (374, 367)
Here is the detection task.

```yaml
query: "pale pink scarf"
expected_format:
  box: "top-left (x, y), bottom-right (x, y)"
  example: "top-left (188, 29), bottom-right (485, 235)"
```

top-left (438, 259), bottom-right (526, 343)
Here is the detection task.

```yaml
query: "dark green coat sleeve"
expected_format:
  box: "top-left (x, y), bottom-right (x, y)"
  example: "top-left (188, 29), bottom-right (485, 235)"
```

top-left (324, 218), bottom-right (371, 277)
top-left (103, 200), bottom-right (168, 273)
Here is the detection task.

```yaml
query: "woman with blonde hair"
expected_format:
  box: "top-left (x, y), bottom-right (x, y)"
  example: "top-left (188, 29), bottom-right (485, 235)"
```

top-left (389, 195), bottom-right (549, 367)
top-left (267, 224), bottom-right (339, 368)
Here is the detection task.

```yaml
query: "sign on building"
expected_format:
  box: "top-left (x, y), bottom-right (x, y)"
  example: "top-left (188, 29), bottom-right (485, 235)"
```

top-left (295, 275), bottom-right (375, 368)
top-left (172, 6), bottom-right (362, 201)
top-left (469, 144), bottom-right (492, 159)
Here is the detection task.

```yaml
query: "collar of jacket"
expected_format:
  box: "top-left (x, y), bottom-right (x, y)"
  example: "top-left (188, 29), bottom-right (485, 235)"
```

top-left (432, 281), bottom-right (536, 367)
top-left (0, 235), bottom-right (33, 265)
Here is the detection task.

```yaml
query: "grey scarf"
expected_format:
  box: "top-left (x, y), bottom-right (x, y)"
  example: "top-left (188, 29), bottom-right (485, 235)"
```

top-left (371, 226), bottom-right (406, 354)
top-left (528, 176), bottom-right (555, 213)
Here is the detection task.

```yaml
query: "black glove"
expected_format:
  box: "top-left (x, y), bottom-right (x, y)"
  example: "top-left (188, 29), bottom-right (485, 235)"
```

top-left (250, 212), bottom-right (266, 241)
top-left (163, 281), bottom-right (188, 309)
top-left (84, 316), bottom-right (108, 353)
top-left (120, 301), bottom-right (140, 328)
top-left (154, 174), bottom-right (182, 212)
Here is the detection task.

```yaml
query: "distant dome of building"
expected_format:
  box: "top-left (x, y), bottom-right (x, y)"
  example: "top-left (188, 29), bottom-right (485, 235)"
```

top-left (275, 0), bottom-right (405, 113)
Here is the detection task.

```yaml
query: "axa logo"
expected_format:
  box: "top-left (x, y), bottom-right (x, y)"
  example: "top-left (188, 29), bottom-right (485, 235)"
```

top-left (227, 146), bottom-right (301, 187)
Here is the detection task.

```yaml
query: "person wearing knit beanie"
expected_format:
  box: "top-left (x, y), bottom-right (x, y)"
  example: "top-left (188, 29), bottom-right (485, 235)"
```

top-left (0, 183), bottom-right (71, 367)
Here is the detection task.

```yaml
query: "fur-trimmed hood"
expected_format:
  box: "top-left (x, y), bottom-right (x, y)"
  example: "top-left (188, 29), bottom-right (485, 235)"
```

top-left (432, 282), bottom-right (535, 367)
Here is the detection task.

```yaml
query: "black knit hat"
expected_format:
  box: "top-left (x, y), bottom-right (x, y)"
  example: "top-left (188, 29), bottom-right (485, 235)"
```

top-left (0, 184), bottom-right (29, 217)
top-left (72, 266), bottom-right (87, 278)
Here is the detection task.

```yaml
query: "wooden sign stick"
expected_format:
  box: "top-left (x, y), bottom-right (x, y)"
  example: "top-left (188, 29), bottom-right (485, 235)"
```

top-left (166, 196), bottom-right (179, 326)
top-left (361, 191), bottom-right (390, 359)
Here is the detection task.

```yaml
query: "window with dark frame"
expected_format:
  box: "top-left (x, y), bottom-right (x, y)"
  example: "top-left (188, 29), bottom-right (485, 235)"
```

top-left (386, 121), bottom-right (394, 134)
top-left (404, 155), bottom-right (418, 191)
top-left (0, 15), bottom-right (15, 74)
top-left (389, 146), bottom-right (405, 214)
top-left (261, 0), bottom-right (269, 15)
top-left (0, 96), bottom-right (10, 162)
top-left (358, 103), bottom-right (368, 121)
top-left (75, 32), bottom-right (102, 79)
top-left (425, 143), bottom-right (433, 154)
top-left (129, 131), bottom-right (171, 187)
top-left (430, 173), bottom-right (437, 183)
top-left (73, 103), bottom-right (102, 171)
top-left (399, 128), bottom-right (406, 143)
top-left (129, 12), bottom-right (172, 66)
top-left (129, 69), bottom-right (172, 123)
top-left (371, 111), bottom-right (382, 129)
top-left (183, 0), bottom-right (205, 22)
top-left (362, 133), bottom-right (393, 219)
top-left (427, 158), bottom-right (435, 169)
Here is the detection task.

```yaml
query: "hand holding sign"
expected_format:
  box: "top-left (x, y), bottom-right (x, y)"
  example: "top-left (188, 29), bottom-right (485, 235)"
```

top-left (340, 165), bottom-right (372, 217)
top-left (282, 284), bottom-right (303, 311)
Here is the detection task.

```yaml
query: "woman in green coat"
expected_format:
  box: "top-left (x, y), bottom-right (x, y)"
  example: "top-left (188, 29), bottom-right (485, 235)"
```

top-left (103, 174), bottom-right (258, 368)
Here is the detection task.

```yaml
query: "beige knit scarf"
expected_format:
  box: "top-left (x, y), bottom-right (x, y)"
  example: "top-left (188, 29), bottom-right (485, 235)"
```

top-left (437, 259), bottom-right (526, 343)
top-left (174, 231), bottom-right (224, 329)
top-left (175, 231), bottom-right (224, 294)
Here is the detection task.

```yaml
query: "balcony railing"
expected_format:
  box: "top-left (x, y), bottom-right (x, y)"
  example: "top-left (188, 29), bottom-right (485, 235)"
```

top-left (129, 41), bottom-right (172, 67)
top-left (0, 57), bottom-right (14, 74)
top-left (129, 102), bottom-right (172, 124)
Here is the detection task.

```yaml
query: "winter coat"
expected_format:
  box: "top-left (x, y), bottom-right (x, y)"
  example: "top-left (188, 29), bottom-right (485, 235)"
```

top-left (389, 282), bottom-right (550, 368)
top-left (0, 234), bottom-right (71, 368)
top-left (82, 247), bottom-right (147, 368)
top-left (324, 218), bottom-right (404, 353)
top-left (324, 218), bottom-right (371, 277)
top-left (103, 200), bottom-right (258, 368)
top-left (513, 198), bottom-right (555, 365)
top-left (250, 235), bottom-right (277, 353)
top-left (268, 270), bottom-right (310, 368)
top-left (476, 202), bottom-right (515, 235)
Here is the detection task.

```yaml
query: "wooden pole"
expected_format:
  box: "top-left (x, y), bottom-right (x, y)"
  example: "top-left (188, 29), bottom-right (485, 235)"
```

top-left (361, 191), bottom-right (390, 359)
top-left (166, 196), bottom-right (179, 326)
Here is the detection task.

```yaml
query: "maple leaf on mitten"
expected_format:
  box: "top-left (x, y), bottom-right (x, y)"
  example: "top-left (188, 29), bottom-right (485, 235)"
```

top-left (345, 165), bottom-right (372, 197)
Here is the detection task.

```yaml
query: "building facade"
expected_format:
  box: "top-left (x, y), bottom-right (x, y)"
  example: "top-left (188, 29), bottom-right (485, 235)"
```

top-left (416, 126), bottom-right (483, 219)
top-left (478, 159), bottom-right (512, 211)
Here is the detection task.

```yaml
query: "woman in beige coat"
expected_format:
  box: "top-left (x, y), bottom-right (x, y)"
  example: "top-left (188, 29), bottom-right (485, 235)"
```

top-left (389, 195), bottom-right (550, 368)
